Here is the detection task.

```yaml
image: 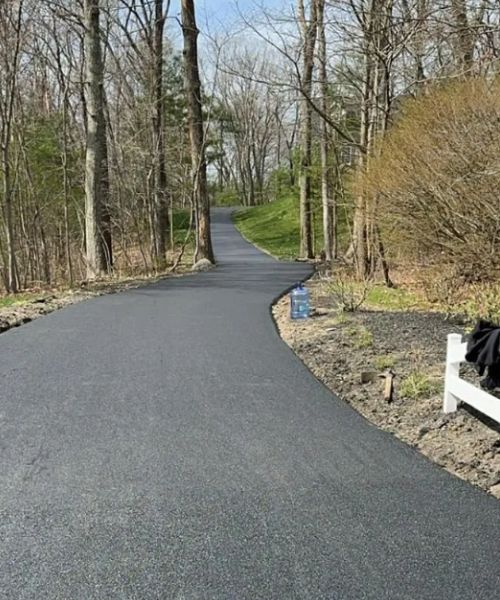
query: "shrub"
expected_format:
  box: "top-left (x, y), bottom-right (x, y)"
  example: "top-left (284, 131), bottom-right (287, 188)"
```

top-left (461, 282), bottom-right (500, 323)
top-left (359, 79), bottom-right (500, 281)
top-left (421, 271), bottom-right (500, 323)
top-left (327, 271), bottom-right (371, 312)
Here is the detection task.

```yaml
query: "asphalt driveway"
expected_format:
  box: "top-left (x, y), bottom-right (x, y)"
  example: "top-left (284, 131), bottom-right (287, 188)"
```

top-left (0, 208), bottom-right (499, 599)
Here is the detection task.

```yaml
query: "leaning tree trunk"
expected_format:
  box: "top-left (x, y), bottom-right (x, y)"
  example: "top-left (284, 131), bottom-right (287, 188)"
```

top-left (181, 0), bottom-right (214, 263)
top-left (297, 0), bottom-right (318, 260)
top-left (83, 0), bottom-right (108, 279)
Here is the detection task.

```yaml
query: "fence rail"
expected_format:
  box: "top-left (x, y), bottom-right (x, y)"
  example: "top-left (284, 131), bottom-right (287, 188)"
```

top-left (443, 333), bottom-right (500, 424)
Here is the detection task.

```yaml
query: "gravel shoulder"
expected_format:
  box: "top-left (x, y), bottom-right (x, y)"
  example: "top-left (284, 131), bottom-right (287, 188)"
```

top-left (274, 276), bottom-right (500, 499)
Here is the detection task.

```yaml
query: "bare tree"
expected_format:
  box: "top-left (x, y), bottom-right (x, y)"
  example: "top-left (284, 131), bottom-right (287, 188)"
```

top-left (181, 0), bottom-right (214, 263)
top-left (83, 0), bottom-right (108, 278)
top-left (0, 1), bottom-right (24, 292)
top-left (297, 0), bottom-right (318, 259)
top-left (151, 0), bottom-right (169, 269)
top-left (216, 52), bottom-right (279, 206)
top-left (316, 0), bottom-right (335, 262)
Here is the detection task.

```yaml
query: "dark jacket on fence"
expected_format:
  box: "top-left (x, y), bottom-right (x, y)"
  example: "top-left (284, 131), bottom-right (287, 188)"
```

top-left (465, 320), bottom-right (500, 390)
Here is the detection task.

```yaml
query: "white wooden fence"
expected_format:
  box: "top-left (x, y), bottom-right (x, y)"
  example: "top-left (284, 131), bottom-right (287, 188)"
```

top-left (444, 333), bottom-right (500, 424)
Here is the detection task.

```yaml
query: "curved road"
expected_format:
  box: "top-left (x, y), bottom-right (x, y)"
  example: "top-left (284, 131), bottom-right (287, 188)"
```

top-left (1, 209), bottom-right (499, 599)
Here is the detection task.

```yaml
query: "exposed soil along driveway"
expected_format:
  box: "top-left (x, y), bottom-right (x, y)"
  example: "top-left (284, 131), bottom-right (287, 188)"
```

top-left (274, 287), bottom-right (500, 498)
top-left (0, 208), bottom-right (499, 599)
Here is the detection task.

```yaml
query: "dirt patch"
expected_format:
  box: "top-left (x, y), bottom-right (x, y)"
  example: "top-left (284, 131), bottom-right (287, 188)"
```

top-left (274, 277), bottom-right (500, 499)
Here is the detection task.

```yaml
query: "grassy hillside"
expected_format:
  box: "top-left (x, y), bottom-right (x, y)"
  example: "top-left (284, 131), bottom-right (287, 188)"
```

top-left (233, 196), bottom-right (324, 260)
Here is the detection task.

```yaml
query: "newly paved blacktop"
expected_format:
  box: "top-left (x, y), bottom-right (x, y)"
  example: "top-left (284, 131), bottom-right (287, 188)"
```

top-left (0, 208), bottom-right (499, 599)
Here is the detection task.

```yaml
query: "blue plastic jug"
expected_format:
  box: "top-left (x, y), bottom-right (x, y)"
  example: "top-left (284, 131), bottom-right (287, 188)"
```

top-left (290, 283), bottom-right (310, 320)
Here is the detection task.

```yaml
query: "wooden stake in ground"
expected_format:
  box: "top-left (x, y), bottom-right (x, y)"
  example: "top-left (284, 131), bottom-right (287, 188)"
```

top-left (181, 0), bottom-right (214, 264)
top-left (380, 369), bottom-right (395, 403)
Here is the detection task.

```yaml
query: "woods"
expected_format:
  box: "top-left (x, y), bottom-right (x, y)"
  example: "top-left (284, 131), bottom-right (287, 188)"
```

top-left (0, 0), bottom-right (213, 293)
top-left (216, 0), bottom-right (500, 298)
top-left (1, 0), bottom-right (500, 295)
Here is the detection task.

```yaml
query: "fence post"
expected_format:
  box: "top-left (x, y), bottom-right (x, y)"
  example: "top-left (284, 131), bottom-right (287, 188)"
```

top-left (443, 333), bottom-right (462, 413)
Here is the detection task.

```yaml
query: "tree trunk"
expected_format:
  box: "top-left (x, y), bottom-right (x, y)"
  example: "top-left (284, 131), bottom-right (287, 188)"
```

top-left (353, 0), bottom-right (379, 280)
top-left (0, 0), bottom-right (23, 292)
top-left (181, 0), bottom-right (214, 263)
top-left (1, 151), bottom-right (18, 292)
top-left (316, 0), bottom-right (334, 263)
top-left (83, 0), bottom-right (108, 279)
top-left (297, 0), bottom-right (318, 260)
top-left (152, 0), bottom-right (168, 270)
top-left (354, 51), bottom-right (371, 275)
top-left (61, 85), bottom-right (74, 286)
top-left (100, 105), bottom-right (113, 271)
top-left (451, 0), bottom-right (475, 73)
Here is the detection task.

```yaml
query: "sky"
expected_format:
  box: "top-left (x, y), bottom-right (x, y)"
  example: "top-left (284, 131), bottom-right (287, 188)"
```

top-left (167, 0), bottom-right (291, 59)
top-left (169, 0), bottom-right (289, 31)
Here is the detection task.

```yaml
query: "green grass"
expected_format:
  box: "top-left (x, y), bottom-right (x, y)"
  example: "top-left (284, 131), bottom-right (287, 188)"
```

top-left (373, 354), bottom-right (397, 371)
top-left (399, 371), bottom-right (442, 400)
top-left (354, 328), bottom-right (374, 349)
top-left (345, 324), bottom-right (374, 349)
top-left (0, 297), bottom-right (17, 308)
top-left (233, 195), bottom-right (324, 260)
top-left (365, 285), bottom-right (427, 311)
top-left (0, 293), bottom-right (45, 309)
top-left (325, 281), bottom-right (428, 314)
